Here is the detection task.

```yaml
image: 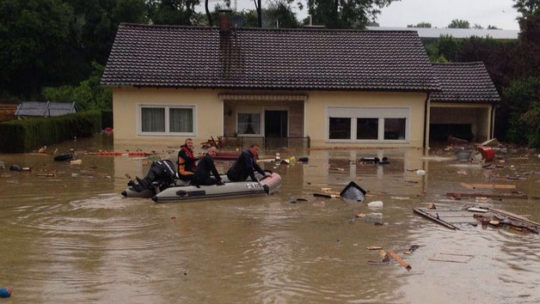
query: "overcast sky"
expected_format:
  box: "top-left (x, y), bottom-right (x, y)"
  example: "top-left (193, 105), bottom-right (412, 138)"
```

top-left (218, 0), bottom-right (520, 30)
top-left (377, 0), bottom-right (520, 30)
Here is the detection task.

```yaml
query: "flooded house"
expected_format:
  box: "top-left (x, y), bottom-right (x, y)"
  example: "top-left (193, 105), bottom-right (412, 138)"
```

top-left (102, 16), bottom-right (499, 149)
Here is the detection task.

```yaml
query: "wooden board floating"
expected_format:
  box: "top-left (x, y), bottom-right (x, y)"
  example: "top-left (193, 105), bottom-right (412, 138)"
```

top-left (413, 208), bottom-right (459, 230)
top-left (460, 182), bottom-right (516, 190)
top-left (429, 253), bottom-right (474, 263)
top-left (447, 192), bottom-right (528, 200)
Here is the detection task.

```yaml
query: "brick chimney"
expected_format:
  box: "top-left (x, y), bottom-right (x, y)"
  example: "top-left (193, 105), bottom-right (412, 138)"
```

top-left (219, 9), bottom-right (232, 35)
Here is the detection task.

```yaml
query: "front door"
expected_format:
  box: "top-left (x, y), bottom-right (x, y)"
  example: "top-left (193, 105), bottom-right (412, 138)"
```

top-left (264, 110), bottom-right (288, 138)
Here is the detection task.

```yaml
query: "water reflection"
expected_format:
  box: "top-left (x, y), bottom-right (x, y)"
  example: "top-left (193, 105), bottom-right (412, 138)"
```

top-left (0, 135), bottom-right (539, 303)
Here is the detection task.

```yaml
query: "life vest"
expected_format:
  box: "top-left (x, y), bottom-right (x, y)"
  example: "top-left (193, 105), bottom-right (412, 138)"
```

top-left (178, 145), bottom-right (196, 176)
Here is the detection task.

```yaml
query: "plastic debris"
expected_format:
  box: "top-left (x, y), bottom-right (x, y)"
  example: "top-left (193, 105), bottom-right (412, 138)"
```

top-left (477, 146), bottom-right (495, 162)
top-left (70, 159), bottom-right (82, 165)
top-left (367, 201), bottom-right (383, 208)
top-left (54, 153), bottom-right (73, 161)
top-left (339, 181), bottom-right (367, 202)
top-left (391, 196), bottom-right (410, 200)
top-left (298, 157), bottom-right (309, 163)
top-left (0, 286), bottom-right (12, 298)
top-left (416, 169), bottom-right (426, 176)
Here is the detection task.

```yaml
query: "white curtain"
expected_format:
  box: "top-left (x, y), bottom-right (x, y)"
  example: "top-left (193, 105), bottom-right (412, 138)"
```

top-left (170, 108), bottom-right (193, 133)
top-left (238, 113), bottom-right (260, 134)
top-left (142, 108), bottom-right (165, 132)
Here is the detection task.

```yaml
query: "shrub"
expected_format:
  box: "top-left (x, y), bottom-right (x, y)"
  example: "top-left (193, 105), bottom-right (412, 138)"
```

top-left (0, 111), bottom-right (101, 153)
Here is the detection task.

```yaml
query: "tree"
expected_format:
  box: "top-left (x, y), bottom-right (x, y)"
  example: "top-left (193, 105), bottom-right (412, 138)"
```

top-left (487, 25), bottom-right (499, 29)
top-left (437, 35), bottom-right (461, 61)
top-left (473, 24), bottom-right (483, 29)
top-left (264, 0), bottom-right (300, 28)
top-left (306, 0), bottom-right (396, 29)
top-left (513, 0), bottom-right (540, 18)
top-left (43, 62), bottom-right (112, 110)
top-left (448, 19), bottom-right (470, 28)
top-left (407, 22), bottom-right (431, 28)
top-left (0, 0), bottom-right (78, 98)
top-left (148, 0), bottom-right (200, 25)
top-left (66, 0), bottom-right (148, 66)
top-left (502, 77), bottom-right (540, 147)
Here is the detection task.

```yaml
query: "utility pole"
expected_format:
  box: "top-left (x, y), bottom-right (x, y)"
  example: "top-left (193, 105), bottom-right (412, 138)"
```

top-left (257, 0), bottom-right (262, 27)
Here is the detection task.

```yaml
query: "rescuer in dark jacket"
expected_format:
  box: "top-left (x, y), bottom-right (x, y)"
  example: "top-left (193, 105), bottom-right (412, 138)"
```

top-left (192, 146), bottom-right (223, 186)
top-left (226, 144), bottom-right (269, 182)
top-left (177, 138), bottom-right (197, 181)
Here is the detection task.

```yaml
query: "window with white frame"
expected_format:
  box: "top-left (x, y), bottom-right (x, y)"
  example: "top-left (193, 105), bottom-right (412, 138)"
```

top-left (139, 105), bottom-right (194, 134)
top-left (329, 117), bottom-right (351, 139)
top-left (237, 112), bottom-right (261, 135)
top-left (327, 107), bottom-right (409, 142)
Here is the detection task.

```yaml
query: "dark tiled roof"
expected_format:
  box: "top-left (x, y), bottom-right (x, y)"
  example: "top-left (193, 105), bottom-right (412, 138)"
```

top-left (102, 24), bottom-right (440, 92)
top-left (431, 62), bottom-right (500, 103)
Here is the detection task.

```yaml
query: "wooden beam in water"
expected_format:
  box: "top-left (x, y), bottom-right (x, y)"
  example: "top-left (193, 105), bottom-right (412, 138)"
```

top-left (413, 208), bottom-right (459, 230)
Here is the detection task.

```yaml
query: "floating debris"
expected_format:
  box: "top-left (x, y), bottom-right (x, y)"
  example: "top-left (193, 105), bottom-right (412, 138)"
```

top-left (429, 253), bottom-right (474, 264)
top-left (367, 201), bottom-right (383, 208)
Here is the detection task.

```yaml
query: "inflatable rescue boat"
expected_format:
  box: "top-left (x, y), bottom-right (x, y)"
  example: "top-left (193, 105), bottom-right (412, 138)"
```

top-left (121, 172), bottom-right (282, 202)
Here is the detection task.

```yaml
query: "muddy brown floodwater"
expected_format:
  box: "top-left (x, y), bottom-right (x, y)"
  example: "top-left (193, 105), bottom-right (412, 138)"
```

top-left (0, 135), bottom-right (539, 303)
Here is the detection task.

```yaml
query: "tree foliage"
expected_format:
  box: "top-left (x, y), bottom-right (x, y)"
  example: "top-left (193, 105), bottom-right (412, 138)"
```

top-left (0, 0), bottom-right (77, 98)
top-left (513, 0), bottom-right (540, 18)
top-left (264, 0), bottom-right (300, 28)
top-left (407, 22), bottom-right (431, 28)
top-left (42, 62), bottom-right (112, 110)
top-left (305, 0), bottom-right (395, 29)
top-left (148, 0), bottom-right (200, 25)
top-left (448, 19), bottom-right (470, 28)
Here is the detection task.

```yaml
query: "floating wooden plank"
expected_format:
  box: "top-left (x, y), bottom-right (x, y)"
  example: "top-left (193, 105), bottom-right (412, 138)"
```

top-left (413, 208), bottom-right (459, 230)
top-left (387, 250), bottom-right (411, 270)
top-left (447, 192), bottom-right (528, 200)
top-left (460, 182), bottom-right (516, 190)
top-left (468, 207), bottom-right (488, 213)
top-left (429, 253), bottom-right (474, 263)
top-left (489, 208), bottom-right (540, 228)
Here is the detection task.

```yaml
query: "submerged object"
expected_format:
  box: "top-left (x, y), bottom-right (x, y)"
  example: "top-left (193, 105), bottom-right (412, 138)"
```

top-left (9, 164), bottom-right (21, 171)
top-left (0, 286), bottom-right (12, 298)
top-left (340, 181), bottom-right (367, 202)
top-left (298, 157), bottom-right (309, 163)
top-left (122, 173), bottom-right (282, 202)
top-left (54, 153), bottom-right (73, 161)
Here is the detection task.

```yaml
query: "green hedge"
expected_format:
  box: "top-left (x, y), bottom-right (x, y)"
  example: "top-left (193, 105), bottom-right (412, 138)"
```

top-left (0, 111), bottom-right (102, 153)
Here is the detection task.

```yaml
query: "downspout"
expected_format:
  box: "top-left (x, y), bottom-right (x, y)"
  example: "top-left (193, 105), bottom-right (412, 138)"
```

top-left (422, 92), bottom-right (430, 151)
top-left (489, 104), bottom-right (495, 139)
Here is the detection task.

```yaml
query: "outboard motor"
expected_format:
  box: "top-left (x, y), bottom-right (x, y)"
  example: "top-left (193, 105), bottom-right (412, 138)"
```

top-left (129, 160), bottom-right (177, 193)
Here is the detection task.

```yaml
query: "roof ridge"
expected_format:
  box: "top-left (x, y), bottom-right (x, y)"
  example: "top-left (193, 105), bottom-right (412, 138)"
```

top-left (118, 23), bottom-right (419, 34)
top-left (432, 61), bottom-right (486, 66)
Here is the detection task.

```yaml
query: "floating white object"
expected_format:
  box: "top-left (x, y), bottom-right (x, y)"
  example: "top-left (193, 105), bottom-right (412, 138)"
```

top-left (416, 169), bottom-right (426, 176)
top-left (70, 159), bottom-right (82, 165)
top-left (467, 207), bottom-right (488, 213)
top-left (368, 201), bottom-right (383, 208)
